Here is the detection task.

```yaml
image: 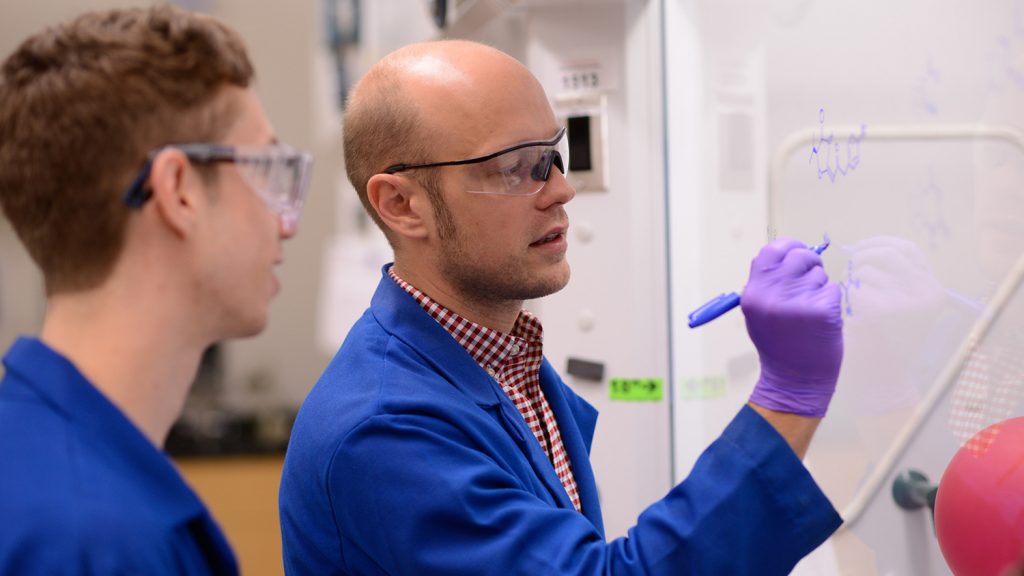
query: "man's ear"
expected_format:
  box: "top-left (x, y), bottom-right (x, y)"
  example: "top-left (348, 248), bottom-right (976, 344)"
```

top-left (367, 173), bottom-right (432, 241)
top-left (147, 149), bottom-right (202, 238)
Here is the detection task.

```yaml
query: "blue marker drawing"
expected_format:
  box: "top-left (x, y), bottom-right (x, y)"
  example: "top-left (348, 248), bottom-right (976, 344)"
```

top-left (839, 257), bottom-right (862, 317)
top-left (989, 4), bottom-right (1024, 94)
top-left (945, 288), bottom-right (985, 313)
top-left (840, 249), bottom-right (983, 319)
top-left (990, 35), bottom-right (1024, 92)
top-left (912, 58), bottom-right (941, 116)
top-left (809, 108), bottom-right (867, 183)
top-left (911, 168), bottom-right (951, 251)
top-left (688, 237), bottom-right (831, 328)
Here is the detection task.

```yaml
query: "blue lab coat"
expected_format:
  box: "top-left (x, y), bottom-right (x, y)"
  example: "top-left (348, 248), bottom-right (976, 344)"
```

top-left (279, 268), bottom-right (842, 575)
top-left (0, 338), bottom-right (238, 575)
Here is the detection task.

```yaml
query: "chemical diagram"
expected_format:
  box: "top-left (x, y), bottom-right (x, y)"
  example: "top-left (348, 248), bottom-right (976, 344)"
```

top-left (839, 257), bottom-right (861, 317)
top-left (910, 168), bottom-right (951, 251)
top-left (912, 58), bottom-right (941, 116)
top-left (809, 108), bottom-right (867, 183)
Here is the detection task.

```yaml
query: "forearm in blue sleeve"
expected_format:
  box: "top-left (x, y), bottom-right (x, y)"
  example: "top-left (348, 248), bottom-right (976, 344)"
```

top-left (616, 404), bottom-right (842, 574)
top-left (329, 406), bottom-right (840, 575)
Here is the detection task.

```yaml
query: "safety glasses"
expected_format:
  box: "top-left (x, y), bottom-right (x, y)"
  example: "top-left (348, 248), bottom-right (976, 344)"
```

top-left (382, 127), bottom-right (569, 196)
top-left (122, 143), bottom-right (313, 235)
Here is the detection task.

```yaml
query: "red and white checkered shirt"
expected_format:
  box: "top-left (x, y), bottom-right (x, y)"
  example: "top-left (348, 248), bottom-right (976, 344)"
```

top-left (388, 267), bottom-right (582, 512)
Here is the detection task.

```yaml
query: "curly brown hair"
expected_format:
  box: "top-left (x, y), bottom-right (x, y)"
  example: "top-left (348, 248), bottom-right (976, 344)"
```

top-left (0, 5), bottom-right (254, 294)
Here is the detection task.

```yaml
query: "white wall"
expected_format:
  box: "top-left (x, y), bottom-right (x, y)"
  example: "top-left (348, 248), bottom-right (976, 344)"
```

top-left (666, 0), bottom-right (1024, 574)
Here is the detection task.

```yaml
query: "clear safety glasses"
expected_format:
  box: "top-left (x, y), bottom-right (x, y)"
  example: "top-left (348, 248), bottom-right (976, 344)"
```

top-left (382, 127), bottom-right (569, 196)
top-left (122, 143), bottom-right (314, 235)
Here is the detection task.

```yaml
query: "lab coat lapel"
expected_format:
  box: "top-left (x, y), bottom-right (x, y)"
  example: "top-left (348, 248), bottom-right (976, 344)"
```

top-left (538, 360), bottom-right (605, 533)
top-left (370, 267), bottom-right (599, 519)
top-left (370, 268), bottom-right (505, 407)
top-left (492, 392), bottom-right (581, 512)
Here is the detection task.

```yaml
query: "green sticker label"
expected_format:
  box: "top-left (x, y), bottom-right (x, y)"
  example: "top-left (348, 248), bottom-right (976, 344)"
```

top-left (609, 378), bottom-right (664, 401)
top-left (679, 376), bottom-right (727, 400)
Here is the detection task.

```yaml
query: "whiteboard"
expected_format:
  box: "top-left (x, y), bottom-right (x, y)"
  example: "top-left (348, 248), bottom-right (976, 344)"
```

top-left (665, 1), bottom-right (1024, 574)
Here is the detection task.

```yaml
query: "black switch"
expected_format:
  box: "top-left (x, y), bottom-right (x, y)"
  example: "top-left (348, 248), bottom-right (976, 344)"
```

top-left (567, 115), bottom-right (592, 172)
top-left (566, 357), bottom-right (604, 382)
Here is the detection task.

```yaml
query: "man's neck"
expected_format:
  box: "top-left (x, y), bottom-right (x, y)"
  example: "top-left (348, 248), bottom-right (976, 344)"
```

top-left (41, 288), bottom-right (207, 448)
top-left (390, 262), bottom-right (523, 334)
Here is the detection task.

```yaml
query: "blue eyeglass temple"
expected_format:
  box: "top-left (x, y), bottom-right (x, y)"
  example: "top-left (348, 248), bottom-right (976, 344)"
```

top-left (123, 158), bottom-right (155, 209)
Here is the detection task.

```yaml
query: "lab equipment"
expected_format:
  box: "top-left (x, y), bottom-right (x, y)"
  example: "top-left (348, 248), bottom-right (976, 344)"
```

top-left (934, 417), bottom-right (1024, 576)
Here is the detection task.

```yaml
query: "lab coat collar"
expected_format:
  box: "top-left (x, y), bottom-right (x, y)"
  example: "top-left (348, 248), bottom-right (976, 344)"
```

top-left (369, 265), bottom-right (508, 408)
top-left (369, 265), bottom-right (605, 528)
top-left (2, 337), bottom-right (212, 527)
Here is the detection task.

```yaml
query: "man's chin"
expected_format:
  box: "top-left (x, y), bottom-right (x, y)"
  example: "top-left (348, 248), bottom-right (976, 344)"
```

top-left (521, 266), bottom-right (571, 300)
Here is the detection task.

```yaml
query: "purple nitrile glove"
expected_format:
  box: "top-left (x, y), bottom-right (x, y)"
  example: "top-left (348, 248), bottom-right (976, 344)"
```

top-left (742, 238), bottom-right (844, 418)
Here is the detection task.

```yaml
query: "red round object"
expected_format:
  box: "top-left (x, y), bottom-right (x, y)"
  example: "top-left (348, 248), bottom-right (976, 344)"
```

top-left (934, 417), bottom-right (1024, 575)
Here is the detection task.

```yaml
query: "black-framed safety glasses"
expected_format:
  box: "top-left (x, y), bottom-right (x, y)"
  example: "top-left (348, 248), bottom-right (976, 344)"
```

top-left (382, 127), bottom-right (568, 196)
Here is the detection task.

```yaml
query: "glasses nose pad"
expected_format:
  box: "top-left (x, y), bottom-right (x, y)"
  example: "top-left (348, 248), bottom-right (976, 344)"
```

top-left (551, 152), bottom-right (565, 175)
top-left (531, 150), bottom-right (557, 182)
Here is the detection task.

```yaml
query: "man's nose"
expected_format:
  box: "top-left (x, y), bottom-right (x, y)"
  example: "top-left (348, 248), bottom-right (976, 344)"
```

top-left (536, 160), bottom-right (576, 207)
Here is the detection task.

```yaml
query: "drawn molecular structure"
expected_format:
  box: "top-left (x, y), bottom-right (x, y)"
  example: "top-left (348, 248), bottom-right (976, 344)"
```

top-left (839, 257), bottom-right (861, 317)
top-left (990, 34), bottom-right (1024, 92)
top-left (912, 58), bottom-right (941, 116)
top-left (989, 3), bottom-right (1024, 93)
top-left (809, 108), bottom-right (867, 183)
top-left (911, 168), bottom-right (951, 251)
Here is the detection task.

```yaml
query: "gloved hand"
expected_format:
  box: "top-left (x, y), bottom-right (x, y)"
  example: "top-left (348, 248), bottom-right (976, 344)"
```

top-left (742, 238), bottom-right (844, 417)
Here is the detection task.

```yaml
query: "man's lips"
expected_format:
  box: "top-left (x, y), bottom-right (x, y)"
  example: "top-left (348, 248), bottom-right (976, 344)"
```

top-left (530, 225), bottom-right (568, 246)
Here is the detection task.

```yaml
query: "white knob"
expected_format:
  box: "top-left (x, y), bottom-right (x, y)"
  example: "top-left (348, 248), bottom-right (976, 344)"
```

top-left (575, 221), bottom-right (595, 243)
top-left (577, 309), bottom-right (595, 332)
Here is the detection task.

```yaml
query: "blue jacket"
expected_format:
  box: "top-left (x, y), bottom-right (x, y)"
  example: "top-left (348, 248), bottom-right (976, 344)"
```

top-left (279, 268), bottom-right (841, 575)
top-left (0, 338), bottom-right (237, 575)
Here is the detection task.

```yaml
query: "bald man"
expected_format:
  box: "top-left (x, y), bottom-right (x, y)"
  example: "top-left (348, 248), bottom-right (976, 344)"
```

top-left (280, 40), bottom-right (844, 575)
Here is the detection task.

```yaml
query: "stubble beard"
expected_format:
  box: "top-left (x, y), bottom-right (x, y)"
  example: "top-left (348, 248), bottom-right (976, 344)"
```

top-left (429, 188), bottom-right (570, 307)
top-left (437, 226), bottom-right (570, 306)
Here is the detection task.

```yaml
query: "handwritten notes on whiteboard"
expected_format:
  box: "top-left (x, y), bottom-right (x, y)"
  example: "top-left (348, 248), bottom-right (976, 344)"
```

top-left (809, 108), bottom-right (867, 183)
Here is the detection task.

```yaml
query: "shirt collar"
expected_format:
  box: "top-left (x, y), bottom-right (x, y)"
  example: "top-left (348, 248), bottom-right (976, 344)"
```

top-left (387, 266), bottom-right (544, 373)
